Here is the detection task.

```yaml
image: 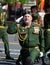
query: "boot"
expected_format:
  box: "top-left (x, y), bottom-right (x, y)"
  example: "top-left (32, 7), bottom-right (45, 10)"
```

top-left (41, 57), bottom-right (47, 65)
top-left (6, 55), bottom-right (14, 60)
top-left (42, 62), bottom-right (47, 65)
top-left (47, 53), bottom-right (50, 60)
top-left (16, 60), bottom-right (21, 65)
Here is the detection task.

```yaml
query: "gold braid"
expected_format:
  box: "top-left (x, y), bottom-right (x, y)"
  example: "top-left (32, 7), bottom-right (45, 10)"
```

top-left (1, 12), bottom-right (6, 22)
top-left (17, 26), bottom-right (27, 41)
top-left (18, 33), bottom-right (27, 41)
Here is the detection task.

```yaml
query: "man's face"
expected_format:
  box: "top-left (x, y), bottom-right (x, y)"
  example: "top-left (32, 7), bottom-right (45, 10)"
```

top-left (15, 2), bottom-right (21, 8)
top-left (23, 14), bottom-right (32, 25)
top-left (31, 8), bottom-right (37, 13)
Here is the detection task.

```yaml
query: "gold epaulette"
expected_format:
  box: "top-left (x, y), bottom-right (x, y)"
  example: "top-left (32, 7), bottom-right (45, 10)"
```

top-left (47, 29), bottom-right (50, 31)
top-left (0, 26), bottom-right (5, 28)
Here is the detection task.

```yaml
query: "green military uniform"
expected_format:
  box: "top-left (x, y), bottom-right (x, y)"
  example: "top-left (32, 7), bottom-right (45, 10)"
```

top-left (0, 0), bottom-right (7, 5)
top-left (44, 13), bottom-right (50, 51)
top-left (31, 10), bottom-right (46, 65)
top-left (44, 13), bottom-right (50, 60)
top-left (0, 4), bottom-right (10, 58)
top-left (7, 20), bottom-right (45, 65)
top-left (32, 13), bottom-right (38, 20)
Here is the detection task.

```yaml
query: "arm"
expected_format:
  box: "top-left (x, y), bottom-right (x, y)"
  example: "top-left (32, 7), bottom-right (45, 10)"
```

top-left (39, 27), bottom-right (45, 57)
top-left (15, 16), bottom-right (23, 23)
top-left (2, 4), bottom-right (8, 11)
top-left (7, 22), bottom-right (17, 34)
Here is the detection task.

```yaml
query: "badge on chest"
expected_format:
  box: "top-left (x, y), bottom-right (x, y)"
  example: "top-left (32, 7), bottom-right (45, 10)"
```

top-left (33, 26), bottom-right (40, 34)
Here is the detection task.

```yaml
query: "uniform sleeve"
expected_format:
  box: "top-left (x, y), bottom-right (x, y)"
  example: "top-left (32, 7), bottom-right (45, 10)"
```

top-left (39, 27), bottom-right (45, 53)
top-left (2, 10), bottom-right (7, 26)
top-left (7, 22), bottom-right (17, 34)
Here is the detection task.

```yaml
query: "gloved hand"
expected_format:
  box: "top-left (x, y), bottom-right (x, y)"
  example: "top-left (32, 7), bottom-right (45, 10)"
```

top-left (40, 52), bottom-right (43, 57)
top-left (2, 4), bottom-right (8, 11)
top-left (15, 16), bottom-right (23, 23)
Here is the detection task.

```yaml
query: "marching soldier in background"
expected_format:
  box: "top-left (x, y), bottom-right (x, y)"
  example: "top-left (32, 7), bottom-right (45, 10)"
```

top-left (44, 5), bottom-right (50, 60)
top-left (0, 2), bottom-right (13, 60)
top-left (7, 12), bottom-right (45, 65)
top-left (30, 5), bottom-right (42, 25)
top-left (30, 5), bottom-right (46, 65)
top-left (44, 13), bottom-right (50, 60)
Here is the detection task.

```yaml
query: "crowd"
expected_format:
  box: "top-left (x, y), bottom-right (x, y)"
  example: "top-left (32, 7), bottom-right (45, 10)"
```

top-left (0, 0), bottom-right (50, 65)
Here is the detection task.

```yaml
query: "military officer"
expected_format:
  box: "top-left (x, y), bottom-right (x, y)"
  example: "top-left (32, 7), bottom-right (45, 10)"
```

top-left (30, 5), bottom-right (42, 26)
top-left (43, 5), bottom-right (50, 60)
top-left (44, 13), bottom-right (50, 60)
top-left (0, 3), bottom-right (13, 60)
top-left (30, 6), bottom-right (46, 65)
top-left (7, 12), bottom-right (45, 65)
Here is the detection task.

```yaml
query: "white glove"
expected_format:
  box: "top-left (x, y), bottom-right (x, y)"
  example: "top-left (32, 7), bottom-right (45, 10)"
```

top-left (15, 16), bottom-right (23, 23)
top-left (40, 52), bottom-right (43, 57)
top-left (2, 4), bottom-right (8, 10)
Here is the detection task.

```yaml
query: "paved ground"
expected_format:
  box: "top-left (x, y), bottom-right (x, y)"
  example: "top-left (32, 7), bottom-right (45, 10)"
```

top-left (0, 34), bottom-right (20, 65)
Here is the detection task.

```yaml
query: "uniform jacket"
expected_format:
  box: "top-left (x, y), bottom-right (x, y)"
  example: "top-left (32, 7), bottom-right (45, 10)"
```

top-left (7, 21), bottom-right (45, 53)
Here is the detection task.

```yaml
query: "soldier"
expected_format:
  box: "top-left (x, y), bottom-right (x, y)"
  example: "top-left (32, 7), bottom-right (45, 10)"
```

top-left (44, 5), bottom-right (50, 60)
top-left (30, 5), bottom-right (42, 26)
top-left (7, 12), bottom-right (45, 65)
top-left (31, 6), bottom-right (46, 65)
top-left (40, 5), bottom-right (50, 65)
top-left (0, 3), bottom-right (13, 60)
top-left (44, 13), bottom-right (50, 60)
